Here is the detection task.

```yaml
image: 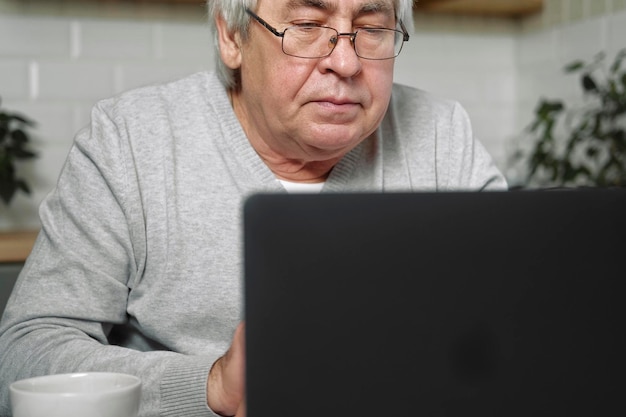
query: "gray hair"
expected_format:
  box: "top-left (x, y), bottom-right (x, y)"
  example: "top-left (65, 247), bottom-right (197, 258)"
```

top-left (207, 0), bottom-right (414, 90)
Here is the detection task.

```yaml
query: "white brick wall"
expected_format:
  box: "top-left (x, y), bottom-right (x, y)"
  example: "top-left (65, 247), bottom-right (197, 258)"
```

top-left (0, 60), bottom-right (29, 98)
top-left (0, 15), bottom-right (71, 58)
top-left (394, 29), bottom-right (518, 166)
top-left (1, 3), bottom-right (625, 230)
top-left (0, 13), bottom-right (213, 230)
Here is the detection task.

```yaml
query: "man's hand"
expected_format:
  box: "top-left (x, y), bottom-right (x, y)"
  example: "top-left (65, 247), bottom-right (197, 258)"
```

top-left (207, 322), bottom-right (246, 417)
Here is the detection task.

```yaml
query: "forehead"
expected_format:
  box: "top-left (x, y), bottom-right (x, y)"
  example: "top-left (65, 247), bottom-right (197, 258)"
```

top-left (263, 0), bottom-right (396, 15)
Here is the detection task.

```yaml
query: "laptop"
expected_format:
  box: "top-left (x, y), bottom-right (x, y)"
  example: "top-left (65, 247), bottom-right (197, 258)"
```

top-left (243, 189), bottom-right (625, 417)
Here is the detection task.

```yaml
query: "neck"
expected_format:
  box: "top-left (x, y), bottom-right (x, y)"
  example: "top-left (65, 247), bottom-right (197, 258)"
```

top-left (262, 157), bottom-right (339, 183)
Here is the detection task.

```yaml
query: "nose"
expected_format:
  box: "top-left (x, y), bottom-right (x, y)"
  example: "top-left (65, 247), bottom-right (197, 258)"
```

top-left (328, 33), bottom-right (356, 49)
top-left (319, 33), bottom-right (362, 77)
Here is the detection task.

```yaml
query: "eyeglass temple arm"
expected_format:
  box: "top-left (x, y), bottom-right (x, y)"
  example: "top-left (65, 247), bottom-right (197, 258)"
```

top-left (399, 20), bottom-right (410, 42)
top-left (246, 9), bottom-right (285, 38)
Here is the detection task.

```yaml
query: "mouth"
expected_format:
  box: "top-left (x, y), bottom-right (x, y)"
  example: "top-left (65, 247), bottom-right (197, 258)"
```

top-left (310, 97), bottom-right (361, 114)
top-left (313, 97), bottom-right (358, 106)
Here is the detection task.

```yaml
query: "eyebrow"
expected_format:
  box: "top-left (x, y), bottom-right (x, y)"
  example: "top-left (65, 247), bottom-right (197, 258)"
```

top-left (284, 0), bottom-right (395, 17)
top-left (358, 0), bottom-right (395, 15)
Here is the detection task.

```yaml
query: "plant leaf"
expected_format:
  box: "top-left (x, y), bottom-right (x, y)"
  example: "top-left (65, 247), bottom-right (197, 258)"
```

top-left (611, 48), bottom-right (626, 73)
top-left (10, 113), bottom-right (36, 127)
top-left (613, 130), bottom-right (626, 152)
top-left (565, 60), bottom-right (585, 72)
top-left (11, 148), bottom-right (37, 159)
top-left (582, 74), bottom-right (599, 92)
top-left (0, 181), bottom-right (16, 204)
top-left (11, 129), bottom-right (29, 143)
top-left (15, 179), bottom-right (31, 194)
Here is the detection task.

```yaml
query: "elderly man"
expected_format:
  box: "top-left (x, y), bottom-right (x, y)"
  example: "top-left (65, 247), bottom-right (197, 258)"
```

top-left (0, 0), bottom-right (506, 416)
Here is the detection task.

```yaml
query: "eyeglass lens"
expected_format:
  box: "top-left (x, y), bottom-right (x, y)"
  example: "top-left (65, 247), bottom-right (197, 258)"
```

top-left (282, 26), bottom-right (403, 59)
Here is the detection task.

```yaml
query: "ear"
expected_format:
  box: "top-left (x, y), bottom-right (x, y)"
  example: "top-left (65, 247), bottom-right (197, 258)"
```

top-left (215, 14), bottom-right (243, 70)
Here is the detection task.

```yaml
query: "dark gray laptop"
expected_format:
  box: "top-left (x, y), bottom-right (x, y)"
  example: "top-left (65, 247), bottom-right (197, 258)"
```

top-left (243, 189), bottom-right (625, 417)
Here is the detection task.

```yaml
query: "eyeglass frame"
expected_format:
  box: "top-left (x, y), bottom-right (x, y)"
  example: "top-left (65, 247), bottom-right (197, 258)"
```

top-left (245, 8), bottom-right (410, 60)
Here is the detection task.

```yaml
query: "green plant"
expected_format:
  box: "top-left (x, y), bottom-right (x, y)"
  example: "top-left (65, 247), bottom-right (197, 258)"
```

top-left (0, 96), bottom-right (37, 205)
top-left (513, 49), bottom-right (626, 188)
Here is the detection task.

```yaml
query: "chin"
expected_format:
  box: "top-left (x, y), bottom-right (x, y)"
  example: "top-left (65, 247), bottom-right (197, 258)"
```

top-left (303, 134), bottom-right (364, 158)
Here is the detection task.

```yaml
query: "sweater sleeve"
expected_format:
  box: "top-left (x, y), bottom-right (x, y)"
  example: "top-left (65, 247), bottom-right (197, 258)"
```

top-left (0, 102), bottom-right (219, 417)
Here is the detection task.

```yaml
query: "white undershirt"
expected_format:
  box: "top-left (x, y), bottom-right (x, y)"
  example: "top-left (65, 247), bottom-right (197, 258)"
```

top-left (278, 179), bottom-right (325, 194)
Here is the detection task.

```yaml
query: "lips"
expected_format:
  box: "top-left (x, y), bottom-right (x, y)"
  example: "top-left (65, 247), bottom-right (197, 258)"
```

top-left (314, 97), bottom-right (358, 106)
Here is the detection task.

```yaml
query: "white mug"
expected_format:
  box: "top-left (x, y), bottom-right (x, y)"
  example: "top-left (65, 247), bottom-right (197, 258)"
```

top-left (10, 372), bottom-right (141, 417)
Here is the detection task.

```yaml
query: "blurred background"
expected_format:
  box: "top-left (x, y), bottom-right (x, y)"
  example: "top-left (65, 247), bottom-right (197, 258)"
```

top-left (1, 0), bottom-right (625, 231)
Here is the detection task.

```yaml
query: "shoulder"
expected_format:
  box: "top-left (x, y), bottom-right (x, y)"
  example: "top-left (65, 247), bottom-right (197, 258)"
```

top-left (94, 71), bottom-right (225, 122)
top-left (385, 84), bottom-right (507, 191)
top-left (389, 83), bottom-right (465, 123)
top-left (386, 83), bottom-right (472, 144)
top-left (74, 71), bottom-right (228, 160)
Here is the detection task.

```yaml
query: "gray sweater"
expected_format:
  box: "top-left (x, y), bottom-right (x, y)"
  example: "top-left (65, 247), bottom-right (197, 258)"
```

top-left (0, 71), bottom-right (506, 417)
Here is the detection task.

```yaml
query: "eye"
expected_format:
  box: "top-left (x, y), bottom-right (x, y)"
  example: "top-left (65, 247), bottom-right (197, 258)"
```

top-left (290, 23), bottom-right (324, 34)
top-left (360, 27), bottom-right (384, 33)
top-left (292, 22), bottom-right (323, 28)
top-left (355, 22), bottom-right (388, 30)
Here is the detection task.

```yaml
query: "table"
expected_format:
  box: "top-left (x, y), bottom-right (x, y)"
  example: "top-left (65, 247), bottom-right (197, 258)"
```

top-left (0, 230), bottom-right (38, 263)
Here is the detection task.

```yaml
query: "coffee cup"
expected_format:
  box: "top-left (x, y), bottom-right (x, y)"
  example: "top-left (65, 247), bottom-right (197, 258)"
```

top-left (9, 372), bottom-right (141, 417)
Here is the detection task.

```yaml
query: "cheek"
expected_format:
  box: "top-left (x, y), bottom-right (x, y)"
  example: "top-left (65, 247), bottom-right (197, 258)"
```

top-left (246, 59), bottom-right (313, 105)
top-left (371, 62), bottom-right (395, 94)
top-left (271, 60), bottom-right (316, 98)
top-left (364, 65), bottom-right (394, 111)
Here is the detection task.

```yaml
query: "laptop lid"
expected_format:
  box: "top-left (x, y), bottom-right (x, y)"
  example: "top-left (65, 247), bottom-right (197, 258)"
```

top-left (243, 189), bottom-right (625, 417)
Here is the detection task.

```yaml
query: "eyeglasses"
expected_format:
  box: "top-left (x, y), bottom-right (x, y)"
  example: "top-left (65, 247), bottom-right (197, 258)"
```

top-left (245, 8), bottom-right (409, 60)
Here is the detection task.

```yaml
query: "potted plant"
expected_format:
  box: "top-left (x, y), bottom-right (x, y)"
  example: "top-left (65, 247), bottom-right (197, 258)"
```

top-left (0, 96), bottom-right (37, 205)
top-left (510, 49), bottom-right (626, 188)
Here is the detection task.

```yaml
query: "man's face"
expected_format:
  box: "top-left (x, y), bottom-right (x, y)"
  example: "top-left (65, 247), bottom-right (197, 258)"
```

top-left (223, 0), bottom-right (397, 167)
